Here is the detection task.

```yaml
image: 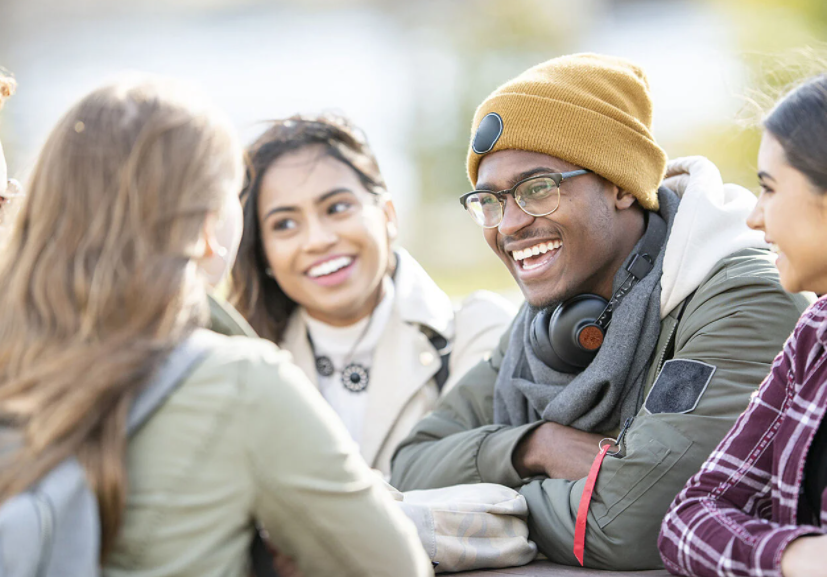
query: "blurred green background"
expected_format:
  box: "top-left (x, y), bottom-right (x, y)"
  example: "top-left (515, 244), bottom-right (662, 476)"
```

top-left (1, 0), bottom-right (825, 300)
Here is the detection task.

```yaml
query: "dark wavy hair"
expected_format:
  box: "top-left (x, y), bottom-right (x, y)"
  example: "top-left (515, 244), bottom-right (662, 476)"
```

top-left (229, 113), bottom-right (387, 342)
top-left (765, 74), bottom-right (827, 194)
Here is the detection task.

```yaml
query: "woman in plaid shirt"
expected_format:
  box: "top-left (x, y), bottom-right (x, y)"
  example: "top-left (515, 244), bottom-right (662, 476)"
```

top-left (658, 75), bottom-right (827, 577)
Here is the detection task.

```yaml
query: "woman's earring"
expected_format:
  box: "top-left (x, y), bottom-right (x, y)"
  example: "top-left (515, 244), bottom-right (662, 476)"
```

top-left (265, 267), bottom-right (275, 278)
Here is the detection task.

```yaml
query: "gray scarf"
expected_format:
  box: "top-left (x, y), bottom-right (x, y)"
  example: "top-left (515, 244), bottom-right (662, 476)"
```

top-left (494, 187), bottom-right (679, 433)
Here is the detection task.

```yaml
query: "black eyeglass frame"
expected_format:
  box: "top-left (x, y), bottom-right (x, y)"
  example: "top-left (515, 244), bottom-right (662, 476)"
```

top-left (458, 169), bottom-right (591, 228)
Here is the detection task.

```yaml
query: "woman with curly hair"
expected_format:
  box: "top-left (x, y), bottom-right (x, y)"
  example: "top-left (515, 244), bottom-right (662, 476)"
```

top-left (230, 114), bottom-right (514, 476)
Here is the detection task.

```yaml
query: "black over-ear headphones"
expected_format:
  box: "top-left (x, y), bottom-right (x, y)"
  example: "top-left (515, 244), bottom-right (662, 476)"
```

top-left (529, 214), bottom-right (666, 374)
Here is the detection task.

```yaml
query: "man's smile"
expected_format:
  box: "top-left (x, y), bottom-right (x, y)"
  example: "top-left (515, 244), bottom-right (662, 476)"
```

top-left (506, 239), bottom-right (563, 279)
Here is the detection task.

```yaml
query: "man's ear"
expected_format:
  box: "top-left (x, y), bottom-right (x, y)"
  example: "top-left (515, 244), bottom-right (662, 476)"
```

top-left (614, 187), bottom-right (638, 211)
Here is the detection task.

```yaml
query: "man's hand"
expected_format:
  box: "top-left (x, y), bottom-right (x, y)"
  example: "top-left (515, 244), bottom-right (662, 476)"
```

top-left (512, 421), bottom-right (607, 480)
top-left (781, 534), bottom-right (827, 577)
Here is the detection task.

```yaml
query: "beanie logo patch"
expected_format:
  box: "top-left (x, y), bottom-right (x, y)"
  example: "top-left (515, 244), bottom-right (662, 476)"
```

top-left (472, 112), bottom-right (503, 154)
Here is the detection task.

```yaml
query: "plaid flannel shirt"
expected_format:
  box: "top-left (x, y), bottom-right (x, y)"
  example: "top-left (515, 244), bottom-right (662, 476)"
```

top-left (658, 296), bottom-right (827, 577)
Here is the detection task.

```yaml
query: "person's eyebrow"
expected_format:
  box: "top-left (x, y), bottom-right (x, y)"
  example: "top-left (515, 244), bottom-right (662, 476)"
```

top-left (476, 166), bottom-right (561, 192)
top-left (262, 187), bottom-right (354, 221)
top-left (262, 204), bottom-right (297, 221)
top-left (757, 170), bottom-right (776, 182)
top-left (315, 187), bottom-right (353, 204)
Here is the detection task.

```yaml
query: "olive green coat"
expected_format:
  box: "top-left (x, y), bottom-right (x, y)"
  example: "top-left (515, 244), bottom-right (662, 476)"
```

top-left (104, 296), bottom-right (433, 577)
top-left (390, 249), bottom-right (812, 570)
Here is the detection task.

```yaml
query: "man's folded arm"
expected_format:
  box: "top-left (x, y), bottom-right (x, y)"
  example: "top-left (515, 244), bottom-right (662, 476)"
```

top-left (390, 325), bottom-right (544, 490)
top-left (390, 356), bottom-right (541, 490)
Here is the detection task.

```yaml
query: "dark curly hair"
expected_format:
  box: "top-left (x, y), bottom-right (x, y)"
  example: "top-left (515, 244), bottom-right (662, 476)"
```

top-left (229, 113), bottom-right (387, 342)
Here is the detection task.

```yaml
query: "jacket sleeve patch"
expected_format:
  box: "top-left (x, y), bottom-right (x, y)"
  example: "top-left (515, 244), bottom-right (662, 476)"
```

top-left (644, 359), bottom-right (716, 415)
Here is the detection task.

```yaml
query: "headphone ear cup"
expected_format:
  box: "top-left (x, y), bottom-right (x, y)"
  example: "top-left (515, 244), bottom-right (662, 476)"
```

top-left (530, 308), bottom-right (581, 374)
top-left (529, 294), bottom-right (609, 374)
top-left (549, 295), bottom-right (608, 371)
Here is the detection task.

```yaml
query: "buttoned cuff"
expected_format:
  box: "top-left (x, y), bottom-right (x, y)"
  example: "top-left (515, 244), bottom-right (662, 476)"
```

top-left (476, 422), bottom-right (544, 487)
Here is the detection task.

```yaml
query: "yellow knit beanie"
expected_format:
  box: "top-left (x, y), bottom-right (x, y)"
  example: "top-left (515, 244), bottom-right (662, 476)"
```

top-left (466, 53), bottom-right (667, 211)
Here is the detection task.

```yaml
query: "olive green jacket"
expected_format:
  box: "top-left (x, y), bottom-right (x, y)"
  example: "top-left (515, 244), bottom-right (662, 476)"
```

top-left (104, 296), bottom-right (433, 577)
top-left (390, 249), bottom-right (812, 570)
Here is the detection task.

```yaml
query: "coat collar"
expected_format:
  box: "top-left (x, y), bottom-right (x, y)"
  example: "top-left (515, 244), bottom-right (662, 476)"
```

top-left (280, 249), bottom-right (454, 467)
top-left (282, 314), bottom-right (318, 388)
top-left (392, 248), bottom-right (455, 341)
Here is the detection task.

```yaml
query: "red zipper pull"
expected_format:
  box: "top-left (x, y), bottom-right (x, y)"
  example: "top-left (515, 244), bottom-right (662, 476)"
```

top-left (573, 417), bottom-right (635, 566)
top-left (573, 443), bottom-right (610, 566)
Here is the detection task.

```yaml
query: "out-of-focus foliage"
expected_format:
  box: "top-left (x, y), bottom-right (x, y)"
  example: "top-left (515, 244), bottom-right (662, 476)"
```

top-left (393, 0), bottom-right (594, 296)
top-left (400, 0), bottom-right (586, 205)
top-left (698, 0), bottom-right (827, 195)
top-left (2, 0), bottom-right (825, 298)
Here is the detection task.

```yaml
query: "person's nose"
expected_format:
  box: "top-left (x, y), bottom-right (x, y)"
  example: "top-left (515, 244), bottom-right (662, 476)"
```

top-left (304, 215), bottom-right (338, 252)
top-left (498, 194), bottom-right (535, 236)
top-left (746, 193), bottom-right (765, 232)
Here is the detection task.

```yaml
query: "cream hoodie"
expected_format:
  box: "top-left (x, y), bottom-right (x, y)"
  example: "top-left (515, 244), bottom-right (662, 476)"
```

top-left (660, 156), bottom-right (768, 318)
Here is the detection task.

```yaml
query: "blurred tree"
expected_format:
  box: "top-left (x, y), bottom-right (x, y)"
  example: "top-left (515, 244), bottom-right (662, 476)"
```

top-left (701, 0), bottom-right (827, 192)
top-left (399, 0), bottom-right (591, 205)
top-left (382, 0), bottom-right (599, 295)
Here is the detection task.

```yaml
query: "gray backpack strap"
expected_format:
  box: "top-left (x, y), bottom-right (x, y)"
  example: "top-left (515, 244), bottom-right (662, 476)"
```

top-left (0, 329), bottom-right (219, 577)
top-left (127, 328), bottom-right (215, 435)
top-left (419, 326), bottom-right (452, 393)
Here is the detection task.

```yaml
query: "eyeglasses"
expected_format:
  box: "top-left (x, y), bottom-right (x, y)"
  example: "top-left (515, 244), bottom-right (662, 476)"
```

top-left (1, 178), bottom-right (24, 204)
top-left (459, 170), bottom-right (590, 228)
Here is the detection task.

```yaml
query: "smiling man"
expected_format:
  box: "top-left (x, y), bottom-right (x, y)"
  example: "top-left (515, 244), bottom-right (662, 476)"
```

top-left (390, 54), bottom-right (813, 569)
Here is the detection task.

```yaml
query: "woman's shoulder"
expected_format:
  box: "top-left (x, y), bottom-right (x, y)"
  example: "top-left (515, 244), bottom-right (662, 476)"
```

top-left (193, 332), bottom-right (351, 452)
top-left (192, 331), bottom-right (309, 397)
top-left (197, 330), bottom-right (290, 366)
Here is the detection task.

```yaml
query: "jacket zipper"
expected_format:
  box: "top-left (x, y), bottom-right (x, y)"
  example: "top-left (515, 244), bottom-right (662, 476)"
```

top-left (655, 319), bottom-right (680, 378)
top-left (612, 416), bottom-right (635, 458)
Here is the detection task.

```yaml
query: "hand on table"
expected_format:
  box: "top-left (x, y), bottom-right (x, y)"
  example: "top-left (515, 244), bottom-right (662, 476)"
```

top-left (512, 421), bottom-right (608, 480)
top-left (781, 534), bottom-right (827, 577)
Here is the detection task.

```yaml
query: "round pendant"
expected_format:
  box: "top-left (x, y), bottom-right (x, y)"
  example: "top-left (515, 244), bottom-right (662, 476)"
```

top-left (315, 356), bottom-right (335, 378)
top-left (341, 363), bottom-right (369, 393)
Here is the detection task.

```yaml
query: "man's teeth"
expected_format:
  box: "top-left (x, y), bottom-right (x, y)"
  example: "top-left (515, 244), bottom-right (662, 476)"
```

top-left (512, 240), bottom-right (562, 262)
top-left (308, 256), bottom-right (353, 278)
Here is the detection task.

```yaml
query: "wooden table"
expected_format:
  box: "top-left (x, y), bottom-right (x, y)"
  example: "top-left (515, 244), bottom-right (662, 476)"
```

top-left (453, 560), bottom-right (671, 576)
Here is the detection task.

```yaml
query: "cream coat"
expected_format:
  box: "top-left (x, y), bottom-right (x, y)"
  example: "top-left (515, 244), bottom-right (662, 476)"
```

top-left (280, 250), bottom-right (515, 475)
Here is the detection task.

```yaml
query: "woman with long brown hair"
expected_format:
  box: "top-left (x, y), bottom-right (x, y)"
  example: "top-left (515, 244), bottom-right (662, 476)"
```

top-left (0, 77), bottom-right (431, 576)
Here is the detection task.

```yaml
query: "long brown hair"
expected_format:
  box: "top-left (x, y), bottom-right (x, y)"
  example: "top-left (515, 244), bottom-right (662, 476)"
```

top-left (0, 78), bottom-right (241, 555)
top-left (229, 113), bottom-right (386, 342)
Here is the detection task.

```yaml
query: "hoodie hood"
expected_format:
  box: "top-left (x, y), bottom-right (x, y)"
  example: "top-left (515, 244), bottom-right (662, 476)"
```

top-left (659, 156), bottom-right (768, 318)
